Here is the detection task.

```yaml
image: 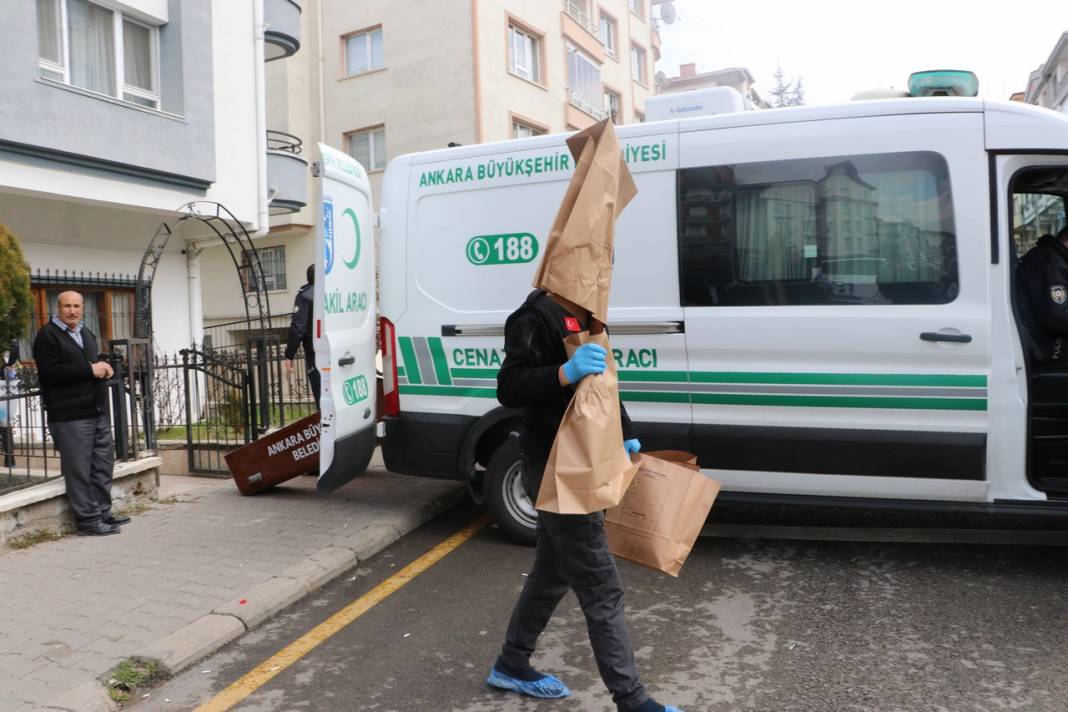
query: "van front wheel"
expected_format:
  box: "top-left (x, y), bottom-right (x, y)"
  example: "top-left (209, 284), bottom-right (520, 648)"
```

top-left (484, 438), bottom-right (537, 546)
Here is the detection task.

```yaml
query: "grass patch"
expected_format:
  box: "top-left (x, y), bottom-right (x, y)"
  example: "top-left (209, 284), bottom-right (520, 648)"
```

top-left (156, 496), bottom-right (183, 505)
top-left (8, 528), bottom-right (68, 550)
top-left (105, 658), bottom-right (161, 703)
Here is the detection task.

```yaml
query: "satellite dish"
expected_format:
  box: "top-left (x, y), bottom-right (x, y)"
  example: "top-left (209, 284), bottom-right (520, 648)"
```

top-left (660, 1), bottom-right (676, 24)
top-left (655, 70), bottom-right (667, 87)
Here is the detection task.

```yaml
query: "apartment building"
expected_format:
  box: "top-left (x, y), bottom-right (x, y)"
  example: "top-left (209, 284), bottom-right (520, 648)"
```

top-left (199, 0), bottom-right (668, 327)
top-left (0, 0), bottom-right (304, 355)
top-left (659, 62), bottom-right (766, 108)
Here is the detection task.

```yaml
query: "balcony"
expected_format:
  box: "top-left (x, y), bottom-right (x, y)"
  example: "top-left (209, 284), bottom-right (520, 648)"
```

top-left (566, 88), bottom-right (608, 124)
top-left (264, 0), bottom-right (302, 61)
top-left (563, 0), bottom-right (597, 35)
top-left (266, 130), bottom-right (308, 215)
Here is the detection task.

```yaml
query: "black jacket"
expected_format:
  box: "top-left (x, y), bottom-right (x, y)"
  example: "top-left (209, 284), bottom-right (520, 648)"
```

top-left (497, 290), bottom-right (636, 493)
top-left (32, 322), bottom-right (108, 423)
top-left (285, 282), bottom-right (315, 367)
top-left (1018, 235), bottom-right (1068, 361)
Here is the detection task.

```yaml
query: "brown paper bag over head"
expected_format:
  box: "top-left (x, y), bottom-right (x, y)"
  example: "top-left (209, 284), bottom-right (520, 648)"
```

top-left (536, 330), bottom-right (640, 514)
top-left (604, 451), bottom-right (721, 577)
top-left (532, 119), bottom-right (637, 325)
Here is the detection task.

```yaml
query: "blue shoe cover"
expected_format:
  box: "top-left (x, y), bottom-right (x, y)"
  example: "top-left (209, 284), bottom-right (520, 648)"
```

top-left (486, 666), bottom-right (571, 699)
top-left (665, 707), bottom-right (684, 712)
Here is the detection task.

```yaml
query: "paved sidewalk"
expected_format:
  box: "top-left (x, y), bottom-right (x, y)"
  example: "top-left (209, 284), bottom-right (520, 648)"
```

top-left (0, 452), bottom-right (466, 712)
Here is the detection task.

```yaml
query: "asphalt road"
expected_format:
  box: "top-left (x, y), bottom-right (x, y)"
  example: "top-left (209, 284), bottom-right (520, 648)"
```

top-left (135, 502), bottom-right (1068, 712)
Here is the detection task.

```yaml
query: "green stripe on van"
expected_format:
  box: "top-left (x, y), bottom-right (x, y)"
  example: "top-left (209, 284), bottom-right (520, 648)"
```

top-left (690, 393), bottom-right (987, 411)
top-left (427, 337), bottom-right (452, 386)
top-left (400, 385), bottom-right (497, 398)
top-left (451, 367), bottom-right (499, 379)
top-left (397, 337), bottom-right (422, 385)
top-left (621, 391), bottom-right (691, 404)
top-left (689, 372), bottom-right (987, 388)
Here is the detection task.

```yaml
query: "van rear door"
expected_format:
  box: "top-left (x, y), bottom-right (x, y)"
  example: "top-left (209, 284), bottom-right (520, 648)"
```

top-left (314, 144), bottom-right (377, 492)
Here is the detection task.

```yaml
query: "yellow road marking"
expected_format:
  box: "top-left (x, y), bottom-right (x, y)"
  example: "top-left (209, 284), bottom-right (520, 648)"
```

top-left (195, 515), bottom-right (490, 712)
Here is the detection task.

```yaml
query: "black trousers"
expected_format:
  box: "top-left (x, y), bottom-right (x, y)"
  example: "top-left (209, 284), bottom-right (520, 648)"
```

top-left (49, 414), bottom-right (114, 528)
top-left (307, 365), bottom-right (321, 410)
top-left (500, 480), bottom-right (648, 711)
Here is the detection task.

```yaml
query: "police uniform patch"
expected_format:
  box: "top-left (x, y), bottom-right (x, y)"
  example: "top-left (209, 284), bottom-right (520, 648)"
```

top-left (1052, 285), bottom-right (1067, 305)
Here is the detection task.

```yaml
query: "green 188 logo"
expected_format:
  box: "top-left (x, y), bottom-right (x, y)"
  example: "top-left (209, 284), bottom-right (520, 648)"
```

top-left (466, 233), bottom-right (539, 266)
top-left (343, 374), bottom-right (369, 405)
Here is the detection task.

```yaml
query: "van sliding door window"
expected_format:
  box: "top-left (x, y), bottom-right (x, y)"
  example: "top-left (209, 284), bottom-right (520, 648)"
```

top-left (677, 151), bottom-right (958, 306)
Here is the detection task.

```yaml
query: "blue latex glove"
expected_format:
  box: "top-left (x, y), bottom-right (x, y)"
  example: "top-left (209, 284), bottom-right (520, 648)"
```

top-left (624, 438), bottom-right (641, 457)
top-left (562, 343), bottom-right (606, 384)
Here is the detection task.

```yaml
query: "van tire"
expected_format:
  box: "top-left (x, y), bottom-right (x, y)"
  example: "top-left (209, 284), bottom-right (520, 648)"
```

top-left (484, 438), bottom-right (537, 546)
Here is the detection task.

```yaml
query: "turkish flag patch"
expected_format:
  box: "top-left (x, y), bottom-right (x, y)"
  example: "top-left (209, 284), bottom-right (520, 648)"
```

top-left (563, 317), bottom-right (581, 333)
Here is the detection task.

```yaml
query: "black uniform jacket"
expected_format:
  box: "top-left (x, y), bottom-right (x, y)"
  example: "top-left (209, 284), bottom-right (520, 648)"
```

top-left (497, 290), bottom-right (636, 495)
top-left (1018, 235), bottom-right (1068, 362)
top-left (32, 321), bottom-right (108, 423)
top-left (285, 282), bottom-right (315, 367)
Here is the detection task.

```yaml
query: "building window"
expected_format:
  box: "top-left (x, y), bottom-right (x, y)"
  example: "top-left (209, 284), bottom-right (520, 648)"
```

top-left (242, 246), bottom-right (287, 293)
top-left (677, 152), bottom-right (958, 307)
top-left (629, 0), bottom-right (645, 19)
top-left (21, 274), bottom-right (137, 359)
top-left (36, 0), bottom-right (160, 109)
top-left (566, 44), bottom-right (605, 119)
top-left (508, 23), bottom-right (541, 83)
top-left (512, 119), bottom-right (546, 139)
top-left (346, 126), bottom-right (386, 170)
top-left (604, 88), bottom-right (622, 124)
top-left (630, 44), bottom-right (647, 84)
top-left (598, 12), bottom-right (618, 57)
top-left (345, 27), bottom-right (384, 76)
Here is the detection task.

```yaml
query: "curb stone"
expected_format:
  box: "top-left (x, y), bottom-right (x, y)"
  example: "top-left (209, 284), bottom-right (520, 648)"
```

top-left (134, 485), bottom-right (467, 683)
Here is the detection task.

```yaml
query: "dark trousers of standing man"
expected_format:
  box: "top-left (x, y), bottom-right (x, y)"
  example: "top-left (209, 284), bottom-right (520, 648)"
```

top-left (499, 461), bottom-right (648, 711)
top-left (49, 414), bottom-right (114, 528)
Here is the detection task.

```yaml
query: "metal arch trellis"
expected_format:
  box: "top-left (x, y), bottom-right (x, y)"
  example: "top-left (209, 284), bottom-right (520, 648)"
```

top-left (136, 202), bottom-right (280, 459)
top-left (135, 201), bottom-right (273, 340)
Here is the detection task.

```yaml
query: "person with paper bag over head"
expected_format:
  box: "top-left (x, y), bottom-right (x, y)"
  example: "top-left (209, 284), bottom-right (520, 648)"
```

top-left (486, 119), bottom-right (684, 712)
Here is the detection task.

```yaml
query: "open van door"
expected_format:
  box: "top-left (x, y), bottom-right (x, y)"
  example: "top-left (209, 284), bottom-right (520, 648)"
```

top-left (314, 144), bottom-right (377, 492)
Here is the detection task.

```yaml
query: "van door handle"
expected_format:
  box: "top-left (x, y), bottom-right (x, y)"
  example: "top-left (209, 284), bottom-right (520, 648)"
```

top-left (338, 354), bottom-right (356, 366)
top-left (920, 331), bottom-right (972, 343)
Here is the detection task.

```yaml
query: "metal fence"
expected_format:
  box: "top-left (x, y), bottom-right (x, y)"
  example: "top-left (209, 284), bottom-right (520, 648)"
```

top-left (1, 313), bottom-right (317, 492)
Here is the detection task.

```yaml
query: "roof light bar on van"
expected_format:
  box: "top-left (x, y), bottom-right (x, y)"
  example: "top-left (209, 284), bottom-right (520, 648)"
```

top-left (907, 70), bottom-right (979, 97)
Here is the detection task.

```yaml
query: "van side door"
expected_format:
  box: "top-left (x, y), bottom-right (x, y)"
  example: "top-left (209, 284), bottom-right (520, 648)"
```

top-left (678, 112), bottom-right (991, 502)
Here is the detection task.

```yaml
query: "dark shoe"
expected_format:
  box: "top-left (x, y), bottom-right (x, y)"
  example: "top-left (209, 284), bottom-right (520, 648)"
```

top-left (77, 522), bottom-right (120, 536)
top-left (103, 514), bottom-right (131, 526)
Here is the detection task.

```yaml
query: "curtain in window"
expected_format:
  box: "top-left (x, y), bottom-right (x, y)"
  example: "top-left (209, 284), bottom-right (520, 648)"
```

top-left (347, 34), bottom-right (368, 75)
top-left (370, 30), bottom-right (383, 69)
top-left (123, 20), bottom-right (152, 91)
top-left (372, 130), bottom-right (385, 169)
top-left (567, 47), bottom-right (600, 104)
top-left (348, 133), bottom-right (370, 169)
top-left (36, 0), bottom-right (61, 64)
top-left (110, 292), bottom-right (133, 341)
top-left (737, 184), bottom-right (815, 281)
top-left (870, 170), bottom-right (944, 282)
top-left (68, 0), bottom-right (115, 95)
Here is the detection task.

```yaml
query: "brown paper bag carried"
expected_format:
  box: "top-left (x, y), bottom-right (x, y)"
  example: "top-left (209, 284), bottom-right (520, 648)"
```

top-left (532, 120), bottom-right (637, 325)
top-left (604, 451), bottom-right (721, 577)
top-left (536, 330), bottom-right (640, 514)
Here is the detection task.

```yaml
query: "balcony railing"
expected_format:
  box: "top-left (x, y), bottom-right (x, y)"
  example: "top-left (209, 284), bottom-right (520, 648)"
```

top-left (567, 88), bottom-right (608, 120)
top-left (564, 0), bottom-right (598, 36)
top-left (267, 129), bottom-right (303, 155)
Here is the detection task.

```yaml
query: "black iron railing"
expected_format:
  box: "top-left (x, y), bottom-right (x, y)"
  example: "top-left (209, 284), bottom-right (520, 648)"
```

top-left (267, 129), bottom-right (303, 155)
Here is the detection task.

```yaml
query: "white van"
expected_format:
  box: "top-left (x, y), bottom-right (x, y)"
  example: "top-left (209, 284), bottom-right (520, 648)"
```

top-left (314, 99), bottom-right (1068, 544)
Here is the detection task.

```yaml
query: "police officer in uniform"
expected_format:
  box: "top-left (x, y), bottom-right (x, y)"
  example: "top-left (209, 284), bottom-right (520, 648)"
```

top-left (1018, 226), bottom-right (1068, 364)
top-left (486, 288), bottom-right (682, 712)
top-left (284, 264), bottom-right (320, 408)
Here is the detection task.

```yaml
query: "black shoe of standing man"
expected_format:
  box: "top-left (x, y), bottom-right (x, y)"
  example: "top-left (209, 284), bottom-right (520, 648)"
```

top-left (103, 514), bottom-right (131, 526)
top-left (78, 521), bottom-right (120, 536)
